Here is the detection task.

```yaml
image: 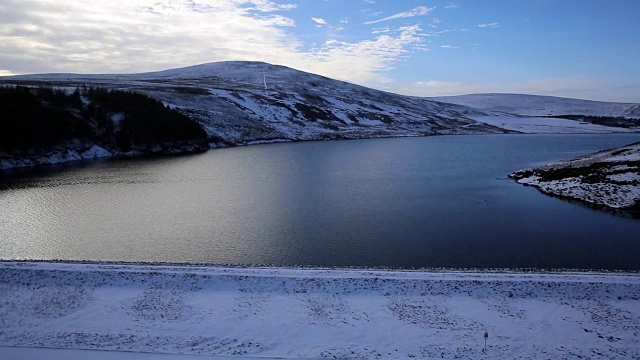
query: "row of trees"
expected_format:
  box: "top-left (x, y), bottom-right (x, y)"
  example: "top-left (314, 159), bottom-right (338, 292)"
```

top-left (0, 85), bottom-right (208, 153)
top-left (547, 114), bottom-right (638, 128)
top-left (0, 86), bottom-right (91, 150)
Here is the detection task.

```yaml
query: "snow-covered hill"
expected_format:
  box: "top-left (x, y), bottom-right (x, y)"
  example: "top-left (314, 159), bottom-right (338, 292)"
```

top-left (3, 62), bottom-right (639, 149)
top-left (430, 93), bottom-right (640, 118)
top-left (3, 62), bottom-right (505, 146)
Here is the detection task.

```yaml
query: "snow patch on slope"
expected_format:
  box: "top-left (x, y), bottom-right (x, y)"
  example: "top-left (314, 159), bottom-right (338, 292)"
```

top-left (471, 114), bottom-right (636, 134)
top-left (431, 93), bottom-right (640, 118)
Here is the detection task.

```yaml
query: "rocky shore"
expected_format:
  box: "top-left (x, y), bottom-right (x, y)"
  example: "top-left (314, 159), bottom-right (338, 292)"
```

top-left (510, 142), bottom-right (640, 214)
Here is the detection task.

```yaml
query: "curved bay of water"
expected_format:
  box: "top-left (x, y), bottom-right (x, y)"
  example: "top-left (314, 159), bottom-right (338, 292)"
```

top-left (1, 134), bottom-right (640, 270)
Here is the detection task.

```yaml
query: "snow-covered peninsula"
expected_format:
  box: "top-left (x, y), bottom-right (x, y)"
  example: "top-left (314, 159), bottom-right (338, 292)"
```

top-left (1, 261), bottom-right (639, 359)
top-left (510, 142), bottom-right (640, 213)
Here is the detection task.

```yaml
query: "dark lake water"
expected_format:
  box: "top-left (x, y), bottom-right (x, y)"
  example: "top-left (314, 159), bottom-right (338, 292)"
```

top-left (2, 134), bottom-right (640, 270)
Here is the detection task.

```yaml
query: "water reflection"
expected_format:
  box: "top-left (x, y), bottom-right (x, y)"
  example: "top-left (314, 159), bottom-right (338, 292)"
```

top-left (1, 134), bottom-right (640, 269)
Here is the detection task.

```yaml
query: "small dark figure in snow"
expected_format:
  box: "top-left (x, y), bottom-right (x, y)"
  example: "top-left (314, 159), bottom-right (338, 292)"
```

top-left (483, 330), bottom-right (489, 352)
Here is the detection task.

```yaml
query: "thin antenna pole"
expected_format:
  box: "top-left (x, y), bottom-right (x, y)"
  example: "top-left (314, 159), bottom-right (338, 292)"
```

top-left (263, 70), bottom-right (268, 93)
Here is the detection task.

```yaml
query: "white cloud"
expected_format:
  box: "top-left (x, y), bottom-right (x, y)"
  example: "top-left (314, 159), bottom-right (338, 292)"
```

top-left (311, 17), bottom-right (327, 25)
top-left (242, 0), bottom-right (297, 12)
top-left (364, 6), bottom-right (434, 25)
top-left (440, 45), bottom-right (459, 49)
top-left (0, 0), bottom-right (301, 75)
top-left (478, 22), bottom-right (500, 28)
top-left (444, 2), bottom-right (458, 9)
top-left (429, 17), bottom-right (442, 28)
top-left (371, 27), bottom-right (390, 34)
top-left (307, 25), bottom-right (425, 83)
top-left (0, 0), bottom-right (428, 87)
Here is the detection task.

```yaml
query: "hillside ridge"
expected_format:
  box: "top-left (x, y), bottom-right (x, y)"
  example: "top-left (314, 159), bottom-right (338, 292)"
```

top-left (1, 61), bottom-right (639, 169)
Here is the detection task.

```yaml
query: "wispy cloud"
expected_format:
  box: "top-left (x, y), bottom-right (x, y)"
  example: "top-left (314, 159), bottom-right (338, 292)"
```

top-left (245, 1), bottom-right (297, 12)
top-left (478, 22), bottom-right (500, 28)
top-left (440, 45), bottom-right (460, 49)
top-left (371, 27), bottom-right (390, 34)
top-left (444, 2), bottom-right (458, 9)
top-left (310, 25), bottom-right (426, 83)
top-left (311, 17), bottom-right (327, 25)
top-left (364, 6), bottom-right (434, 25)
top-left (429, 17), bottom-right (442, 28)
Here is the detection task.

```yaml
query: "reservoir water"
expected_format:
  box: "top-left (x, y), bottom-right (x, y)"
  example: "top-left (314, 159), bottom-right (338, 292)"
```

top-left (1, 134), bottom-right (640, 270)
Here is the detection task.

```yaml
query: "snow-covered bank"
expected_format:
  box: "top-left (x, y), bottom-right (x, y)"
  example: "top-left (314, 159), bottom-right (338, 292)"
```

top-left (510, 142), bottom-right (640, 211)
top-left (0, 145), bottom-right (112, 170)
top-left (470, 114), bottom-right (638, 134)
top-left (0, 347), bottom-right (264, 360)
top-left (1, 262), bottom-right (639, 359)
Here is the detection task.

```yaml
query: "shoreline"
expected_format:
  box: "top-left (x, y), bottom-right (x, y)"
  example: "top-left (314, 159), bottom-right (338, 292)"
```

top-left (1, 261), bottom-right (639, 359)
top-left (2, 259), bottom-right (640, 274)
top-left (510, 142), bottom-right (640, 214)
top-left (3, 131), bottom-right (640, 172)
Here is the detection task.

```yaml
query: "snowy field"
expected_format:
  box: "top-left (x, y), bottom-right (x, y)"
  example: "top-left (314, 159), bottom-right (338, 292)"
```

top-left (470, 115), bottom-right (636, 134)
top-left (431, 93), bottom-right (640, 118)
top-left (1, 262), bottom-right (639, 359)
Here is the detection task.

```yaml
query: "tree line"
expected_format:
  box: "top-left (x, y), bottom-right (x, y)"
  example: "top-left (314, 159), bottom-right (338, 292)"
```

top-left (0, 85), bottom-right (208, 153)
top-left (545, 114), bottom-right (638, 128)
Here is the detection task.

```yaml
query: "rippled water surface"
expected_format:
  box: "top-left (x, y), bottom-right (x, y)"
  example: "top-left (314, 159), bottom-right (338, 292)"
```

top-left (2, 134), bottom-right (640, 269)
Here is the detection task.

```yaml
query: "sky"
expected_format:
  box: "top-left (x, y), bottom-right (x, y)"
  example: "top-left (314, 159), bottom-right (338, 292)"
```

top-left (1, 0), bottom-right (639, 102)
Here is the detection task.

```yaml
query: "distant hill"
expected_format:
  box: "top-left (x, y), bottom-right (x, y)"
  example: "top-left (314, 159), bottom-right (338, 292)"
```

top-left (429, 93), bottom-right (640, 119)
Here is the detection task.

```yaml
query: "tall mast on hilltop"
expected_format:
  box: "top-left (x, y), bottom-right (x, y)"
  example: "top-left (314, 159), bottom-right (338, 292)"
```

top-left (262, 69), bottom-right (268, 95)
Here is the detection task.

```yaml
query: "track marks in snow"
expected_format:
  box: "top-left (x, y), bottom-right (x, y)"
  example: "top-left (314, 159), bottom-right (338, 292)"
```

top-left (128, 289), bottom-right (192, 322)
top-left (1, 332), bottom-right (266, 356)
top-left (1, 263), bottom-right (640, 359)
top-left (388, 296), bottom-right (476, 330)
top-left (320, 346), bottom-right (383, 359)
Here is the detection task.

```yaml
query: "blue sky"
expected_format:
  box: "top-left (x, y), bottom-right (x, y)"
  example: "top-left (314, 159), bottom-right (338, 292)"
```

top-left (1, 0), bottom-right (639, 102)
